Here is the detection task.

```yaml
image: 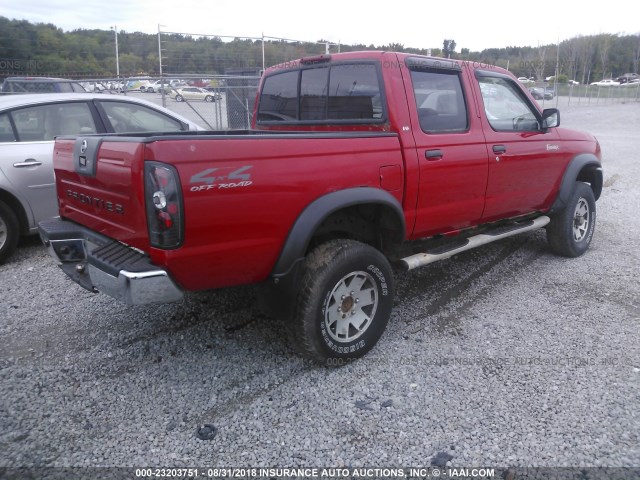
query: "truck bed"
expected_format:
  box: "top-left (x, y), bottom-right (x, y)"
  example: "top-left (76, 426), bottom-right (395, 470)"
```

top-left (53, 130), bottom-right (403, 291)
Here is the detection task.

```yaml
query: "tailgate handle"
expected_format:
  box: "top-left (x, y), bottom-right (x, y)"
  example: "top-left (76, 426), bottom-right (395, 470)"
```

top-left (493, 145), bottom-right (506, 154)
top-left (425, 149), bottom-right (443, 160)
top-left (13, 159), bottom-right (43, 168)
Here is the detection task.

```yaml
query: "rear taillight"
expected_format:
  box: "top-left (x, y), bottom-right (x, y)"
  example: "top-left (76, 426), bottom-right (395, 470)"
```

top-left (145, 162), bottom-right (183, 249)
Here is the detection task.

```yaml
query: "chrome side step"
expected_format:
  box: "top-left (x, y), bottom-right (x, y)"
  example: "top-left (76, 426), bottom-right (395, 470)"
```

top-left (401, 216), bottom-right (550, 271)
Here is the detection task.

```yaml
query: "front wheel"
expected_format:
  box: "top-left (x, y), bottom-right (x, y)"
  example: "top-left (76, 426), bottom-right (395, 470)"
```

top-left (0, 200), bottom-right (20, 265)
top-left (205, 95), bottom-right (214, 102)
top-left (291, 240), bottom-right (394, 365)
top-left (175, 95), bottom-right (184, 102)
top-left (546, 181), bottom-right (596, 257)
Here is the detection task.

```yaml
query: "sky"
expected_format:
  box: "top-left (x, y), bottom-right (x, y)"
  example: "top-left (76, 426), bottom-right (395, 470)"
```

top-left (3, 0), bottom-right (639, 52)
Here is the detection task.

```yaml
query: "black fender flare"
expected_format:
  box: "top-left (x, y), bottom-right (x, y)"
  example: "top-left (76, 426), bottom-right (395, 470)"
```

top-left (550, 153), bottom-right (602, 214)
top-left (271, 187), bottom-right (406, 280)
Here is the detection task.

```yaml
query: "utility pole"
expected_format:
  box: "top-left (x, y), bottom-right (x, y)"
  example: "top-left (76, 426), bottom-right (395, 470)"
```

top-left (112, 26), bottom-right (120, 78)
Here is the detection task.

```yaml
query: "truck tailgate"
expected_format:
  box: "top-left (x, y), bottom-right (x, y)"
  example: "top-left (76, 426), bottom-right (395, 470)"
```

top-left (54, 137), bottom-right (149, 251)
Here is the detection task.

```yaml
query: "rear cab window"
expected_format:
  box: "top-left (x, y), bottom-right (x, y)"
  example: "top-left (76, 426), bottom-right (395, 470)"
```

top-left (407, 58), bottom-right (469, 134)
top-left (257, 61), bottom-right (386, 125)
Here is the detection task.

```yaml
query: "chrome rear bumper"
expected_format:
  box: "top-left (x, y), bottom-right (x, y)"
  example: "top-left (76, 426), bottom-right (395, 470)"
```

top-left (38, 219), bottom-right (183, 305)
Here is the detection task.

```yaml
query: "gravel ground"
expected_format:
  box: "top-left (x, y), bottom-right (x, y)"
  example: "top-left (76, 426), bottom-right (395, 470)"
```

top-left (1, 101), bottom-right (639, 475)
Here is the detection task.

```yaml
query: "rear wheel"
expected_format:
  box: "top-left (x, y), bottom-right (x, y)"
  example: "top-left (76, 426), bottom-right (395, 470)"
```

top-left (547, 181), bottom-right (596, 257)
top-left (0, 200), bottom-right (19, 265)
top-left (290, 240), bottom-right (394, 365)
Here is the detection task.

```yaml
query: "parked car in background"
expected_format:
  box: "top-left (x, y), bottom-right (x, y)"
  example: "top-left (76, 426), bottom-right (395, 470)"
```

top-left (1, 77), bottom-right (86, 94)
top-left (202, 87), bottom-right (223, 99)
top-left (620, 78), bottom-right (640, 86)
top-left (517, 77), bottom-right (535, 84)
top-left (142, 79), bottom-right (186, 93)
top-left (80, 81), bottom-right (107, 93)
top-left (170, 87), bottom-right (218, 102)
top-left (141, 79), bottom-right (165, 93)
top-left (528, 87), bottom-right (553, 100)
top-left (568, 80), bottom-right (580, 85)
top-left (187, 79), bottom-right (212, 88)
top-left (590, 79), bottom-right (620, 87)
top-left (0, 93), bottom-right (203, 263)
top-left (615, 73), bottom-right (639, 84)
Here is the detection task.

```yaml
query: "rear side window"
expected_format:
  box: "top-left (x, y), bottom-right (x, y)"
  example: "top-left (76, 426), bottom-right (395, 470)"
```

top-left (257, 63), bottom-right (384, 123)
top-left (10, 102), bottom-right (97, 141)
top-left (411, 69), bottom-right (469, 133)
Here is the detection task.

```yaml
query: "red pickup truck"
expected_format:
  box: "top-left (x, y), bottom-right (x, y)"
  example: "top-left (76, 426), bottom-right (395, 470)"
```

top-left (39, 51), bottom-right (602, 363)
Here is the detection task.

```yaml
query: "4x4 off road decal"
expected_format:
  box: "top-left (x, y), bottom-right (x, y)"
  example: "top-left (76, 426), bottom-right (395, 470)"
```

top-left (189, 166), bottom-right (253, 192)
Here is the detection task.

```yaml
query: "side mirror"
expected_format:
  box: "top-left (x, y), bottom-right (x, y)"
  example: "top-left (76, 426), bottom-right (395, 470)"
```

top-left (541, 108), bottom-right (560, 129)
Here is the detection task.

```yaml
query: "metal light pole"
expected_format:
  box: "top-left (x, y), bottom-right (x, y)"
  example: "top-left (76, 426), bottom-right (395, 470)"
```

top-left (111, 26), bottom-right (120, 78)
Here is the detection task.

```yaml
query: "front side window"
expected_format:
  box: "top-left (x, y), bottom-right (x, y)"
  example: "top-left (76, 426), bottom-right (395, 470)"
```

top-left (411, 68), bottom-right (468, 133)
top-left (478, 77), bottom-right (539, 131)
top-left (100, 101), bottom-right (186, 133)
top-left (257, 63), bottom-right (384, 123)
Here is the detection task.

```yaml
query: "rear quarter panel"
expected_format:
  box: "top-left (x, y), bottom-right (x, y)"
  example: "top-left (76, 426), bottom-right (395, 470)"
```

top-left (143, 134), bottom-right (404, 291)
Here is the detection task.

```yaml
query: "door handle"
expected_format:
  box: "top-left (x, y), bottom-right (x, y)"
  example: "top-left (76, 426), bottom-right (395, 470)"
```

top-left (13, 159), bottom-right (43, 168)
top-left (492, 145), bottom-right (506, 154)
top-left (425, 149), bottom-right (443, 160)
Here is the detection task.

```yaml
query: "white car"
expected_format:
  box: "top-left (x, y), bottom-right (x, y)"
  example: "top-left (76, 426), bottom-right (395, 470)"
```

top-left (590, 79), bottom-right (620, 87)
top-left (141, 79), bottom-right (165, 93)
top-left (0, 93), bottom-right (203, 264)
top-left (171, 87), bottom-right (218, 102)
top-left (143, 79), bottom-right (185, 93)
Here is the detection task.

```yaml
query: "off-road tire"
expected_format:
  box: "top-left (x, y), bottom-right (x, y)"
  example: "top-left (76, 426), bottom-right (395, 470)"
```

top-left (290, 239), bottom-right (394, 365)
top-left (0, 200), bottom-right (19, 265)
top-left (547, 181), bottom-right (596, 257)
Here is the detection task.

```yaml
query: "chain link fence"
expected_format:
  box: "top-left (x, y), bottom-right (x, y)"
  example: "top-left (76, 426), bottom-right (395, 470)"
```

top-left (3, 28), bottom-right (638, 130)
top-left (71, 73), bottom-right (259, 130)
top-left (67, 31), bottom-right (345, 130)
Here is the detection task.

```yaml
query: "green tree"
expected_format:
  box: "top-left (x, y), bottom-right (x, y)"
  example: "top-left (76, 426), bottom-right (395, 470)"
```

top-left (443, 39), bottom-right (456, 58)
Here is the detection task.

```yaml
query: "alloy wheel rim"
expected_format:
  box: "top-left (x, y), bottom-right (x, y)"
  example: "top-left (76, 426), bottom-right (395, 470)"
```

top-left (324, 271), bottom-right (378, 343)
top-left (573, 198), bottom-right (590, 241)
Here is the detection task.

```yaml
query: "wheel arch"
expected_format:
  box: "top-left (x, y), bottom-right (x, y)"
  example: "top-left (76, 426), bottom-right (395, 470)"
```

top-left (550, 153), bottom-right (602, 214)
top-left (271, 188), bottom-right (406, 281)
